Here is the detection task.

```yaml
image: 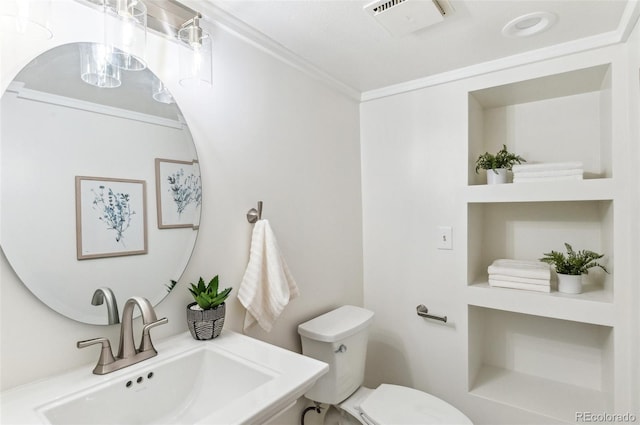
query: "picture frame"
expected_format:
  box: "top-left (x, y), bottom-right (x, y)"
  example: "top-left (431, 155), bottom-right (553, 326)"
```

top-left (155, 158), bottom-right (202, 229)
top-left (75, 176), bottom-right (147, 260)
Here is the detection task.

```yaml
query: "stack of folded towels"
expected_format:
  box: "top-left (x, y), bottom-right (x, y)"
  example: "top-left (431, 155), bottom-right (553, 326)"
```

top-left (512, 162), bottom-right (583, 183)
top-left (487, 259), bottom-right (551, 293)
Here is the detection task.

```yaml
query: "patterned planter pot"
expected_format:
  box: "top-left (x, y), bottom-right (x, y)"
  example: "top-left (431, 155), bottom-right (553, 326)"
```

top-left (186, 302), bottom-right (226, 340)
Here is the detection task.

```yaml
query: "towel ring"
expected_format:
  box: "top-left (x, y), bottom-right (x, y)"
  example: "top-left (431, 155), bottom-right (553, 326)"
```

top-left (246, 201), bottom-right (263, 223)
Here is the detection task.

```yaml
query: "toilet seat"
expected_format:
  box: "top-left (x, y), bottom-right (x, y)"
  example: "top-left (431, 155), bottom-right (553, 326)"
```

top-left (357, 384), bottom-right (472, 425)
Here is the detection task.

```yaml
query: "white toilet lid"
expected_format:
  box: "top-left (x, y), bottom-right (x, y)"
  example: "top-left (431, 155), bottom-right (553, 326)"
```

top-left (359, 384), bottom-right (473, 425)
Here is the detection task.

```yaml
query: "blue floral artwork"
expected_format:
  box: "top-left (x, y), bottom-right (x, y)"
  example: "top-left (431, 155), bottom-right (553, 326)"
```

top-left (91, 185), bottom-right (135, 244)
top-left (155, 158), bottom-right (202, 229)
top-left (167, 168), bottom-right (202, 217)
top-left (76, 176), bottom-right (147, 260)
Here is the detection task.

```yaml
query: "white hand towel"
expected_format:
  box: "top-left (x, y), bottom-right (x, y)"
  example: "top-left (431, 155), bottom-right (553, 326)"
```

top-left (513, 174), bottom-right (583, 183)
top-left (489, 274), bottom-right (550, 286)
top-left (238, 219), bottom-right (299, 332)
top-left (489, 279), bottom-right (551, 293)
top-left (512, 162), bottom-right (583, 173)
top-left (513, 169), bottom-right (583, 178)
top-left (487, 259), bottom-right (551, 280)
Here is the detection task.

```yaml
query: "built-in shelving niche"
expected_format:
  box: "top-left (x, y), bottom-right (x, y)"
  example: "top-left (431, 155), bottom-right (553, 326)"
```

top-left (468, 63), bottom-right (612, 186)
top-left (466, 200), bottom-right (614, 324)
top-left (464, 58), bottom-right (623, 423)
top-left (468, 306), bottom-right (614, 423)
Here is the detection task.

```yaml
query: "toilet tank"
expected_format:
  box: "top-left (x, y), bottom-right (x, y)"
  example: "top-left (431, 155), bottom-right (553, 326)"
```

top-left (298, 305), bottom-right (374, 405)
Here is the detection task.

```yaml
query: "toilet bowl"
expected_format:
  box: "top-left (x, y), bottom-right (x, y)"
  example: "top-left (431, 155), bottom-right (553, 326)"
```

top-left (335, 384), bottom-right (472, 425)
top-left (298, 305), bottom-right (473, 425)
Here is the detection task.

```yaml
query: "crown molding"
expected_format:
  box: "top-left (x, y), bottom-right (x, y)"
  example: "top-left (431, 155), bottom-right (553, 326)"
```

top-left (361, 31), bottom-right (622, 102)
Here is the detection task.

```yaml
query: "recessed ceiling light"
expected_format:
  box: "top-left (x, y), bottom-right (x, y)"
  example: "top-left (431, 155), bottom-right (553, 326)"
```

top-left (502, 12), bottom-right (556, 37)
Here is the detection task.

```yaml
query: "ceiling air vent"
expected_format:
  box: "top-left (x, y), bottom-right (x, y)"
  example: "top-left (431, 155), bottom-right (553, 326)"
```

top-left (364, 0), bottom-right (448, 37)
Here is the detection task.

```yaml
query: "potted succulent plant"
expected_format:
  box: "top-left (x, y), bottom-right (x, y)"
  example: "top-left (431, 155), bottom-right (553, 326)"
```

top-left (539, 243), bottom-right (609, 294)
top-left (186, 276), bottom-right (232, 340)
top-left (475, 145), bottom-right (526, 184)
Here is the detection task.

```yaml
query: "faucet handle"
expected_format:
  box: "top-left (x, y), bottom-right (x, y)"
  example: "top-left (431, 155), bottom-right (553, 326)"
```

top-left (77, 337), bottom-right (116, 374)
top-left (139, 317), bottom-right (168, 353)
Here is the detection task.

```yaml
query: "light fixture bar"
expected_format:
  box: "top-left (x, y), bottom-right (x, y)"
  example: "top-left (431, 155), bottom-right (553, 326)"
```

top-left (77, 0), bottom-right (199, 40)
top-left (75, 0), bottom-right (213, 87)
top-left (145, 0), bottom-right (199, 38)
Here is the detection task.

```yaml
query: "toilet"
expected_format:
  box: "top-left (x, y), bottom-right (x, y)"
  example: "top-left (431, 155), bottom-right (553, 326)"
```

top-left (298, 305), bottom-right (473, 425)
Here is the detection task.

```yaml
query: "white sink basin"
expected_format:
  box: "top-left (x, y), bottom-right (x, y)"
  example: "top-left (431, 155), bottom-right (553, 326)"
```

top-left (1, 331), bottom-right (328, 424)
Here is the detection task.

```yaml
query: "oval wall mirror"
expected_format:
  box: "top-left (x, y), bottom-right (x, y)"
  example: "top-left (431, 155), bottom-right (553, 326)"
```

top-left (0, 42), bottom-right (201, 325)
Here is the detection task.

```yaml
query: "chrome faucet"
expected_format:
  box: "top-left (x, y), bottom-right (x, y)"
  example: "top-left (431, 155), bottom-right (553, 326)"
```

top-left (77, 296), bottom-right (168, 375)
top-left (91, 287), bottom-right (120, 325)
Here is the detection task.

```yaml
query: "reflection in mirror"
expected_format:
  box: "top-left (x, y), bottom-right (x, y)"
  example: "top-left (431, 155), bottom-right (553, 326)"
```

top-left (1, 43), bottom-right (201, 325)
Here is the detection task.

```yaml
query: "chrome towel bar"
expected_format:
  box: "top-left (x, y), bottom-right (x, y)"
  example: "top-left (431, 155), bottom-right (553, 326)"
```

top-left (416, 304), bottom-right (447, 323)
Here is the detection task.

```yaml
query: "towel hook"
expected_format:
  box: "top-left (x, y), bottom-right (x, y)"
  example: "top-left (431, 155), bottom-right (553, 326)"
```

top-left (246, 201), bottom-right (263, 223)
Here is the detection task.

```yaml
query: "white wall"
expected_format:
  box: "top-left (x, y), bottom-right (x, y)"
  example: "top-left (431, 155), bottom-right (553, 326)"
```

top-left (0, 3), bottom-right (363, 419)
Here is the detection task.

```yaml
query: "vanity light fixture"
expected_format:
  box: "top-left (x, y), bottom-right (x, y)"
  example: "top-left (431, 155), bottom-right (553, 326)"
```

top-left (104, 0), bottom-right (147, 71)
top-left (502, 11), bottom-right (556, 38)
top-left (152, 77), bottom-right (175, 104)
top-left (79, 42), bottom-right (122, 88)
top-left (77, 0), bottom-right (213, 90)
top-left (178, 14), bottom-right (213, 87)
top-left (0, 0), bottom-right (53, 40)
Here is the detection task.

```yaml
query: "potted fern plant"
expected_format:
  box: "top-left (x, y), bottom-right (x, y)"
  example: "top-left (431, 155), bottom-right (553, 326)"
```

top-left (539, 243), bottom-right (609, 294)
top-left (186, 276), bottom-right (232, 340)
top-left (475, 144), bottom-right (526, 184)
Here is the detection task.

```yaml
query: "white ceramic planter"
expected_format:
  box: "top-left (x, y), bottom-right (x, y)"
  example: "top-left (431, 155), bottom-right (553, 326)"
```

top-left (486, 168), bottom-right (508, 184)
top-left (557, 273), bottom-right (583, 294)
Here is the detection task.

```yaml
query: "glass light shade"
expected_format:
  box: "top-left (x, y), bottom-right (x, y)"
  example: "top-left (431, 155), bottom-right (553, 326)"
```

top-left (79, 43), bottom-right (121, 89)
top-left (0, 0), bottom-right (53, 39)
top-left (152, 78), bottom-right (174, 104)
top-left (178, 24), bottom-right (212, 87)
top-left (104, 0), bottom-right (147, 71)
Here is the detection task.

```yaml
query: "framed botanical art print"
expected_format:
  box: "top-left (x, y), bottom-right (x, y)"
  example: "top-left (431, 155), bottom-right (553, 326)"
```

top-left (75, 176), bottom-right (148, 260)
top-left (155, 158), bottom-right (202, 229)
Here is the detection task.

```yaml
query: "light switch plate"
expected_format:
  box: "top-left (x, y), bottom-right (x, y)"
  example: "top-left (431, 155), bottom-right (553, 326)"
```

top-left (437, 226), bottom-right (453, 250)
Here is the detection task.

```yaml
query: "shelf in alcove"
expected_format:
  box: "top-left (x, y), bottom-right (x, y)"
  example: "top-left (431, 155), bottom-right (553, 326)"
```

top-left (469, 365), bottom-right (612, 424)
top-left (466, 282), bottom-right (614, 326)
top-left (464, 178), bottom-right (616, 203)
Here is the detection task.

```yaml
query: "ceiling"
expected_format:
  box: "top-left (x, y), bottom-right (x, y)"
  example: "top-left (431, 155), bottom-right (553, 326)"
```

top-left (203, 0), bottom-right (637, 96)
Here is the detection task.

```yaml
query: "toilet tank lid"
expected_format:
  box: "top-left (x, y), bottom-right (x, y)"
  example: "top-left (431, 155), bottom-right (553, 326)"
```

top-left (298, 305), bottom-right (374, 342)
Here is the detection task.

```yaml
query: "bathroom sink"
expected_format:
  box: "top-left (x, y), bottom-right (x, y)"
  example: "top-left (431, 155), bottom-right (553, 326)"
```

top-left (1, 331), bottom-right (328, 424)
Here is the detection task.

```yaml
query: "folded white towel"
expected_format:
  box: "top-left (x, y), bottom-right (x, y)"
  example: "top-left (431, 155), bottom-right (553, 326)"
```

top-left (238, 219), bottom-right (299, 332)
top-left (487, 259), bottom-right (551, 280)
top-left (514, 174), bottom-right (583, 183)
top-left (489, 274), bottom-right (550, 286)
top-left (512, 162), bottom-right (583, 173)
top-left (513, 169), bottom-right (583, 178)
top-left (489, 279), bottom-right (551, 293)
